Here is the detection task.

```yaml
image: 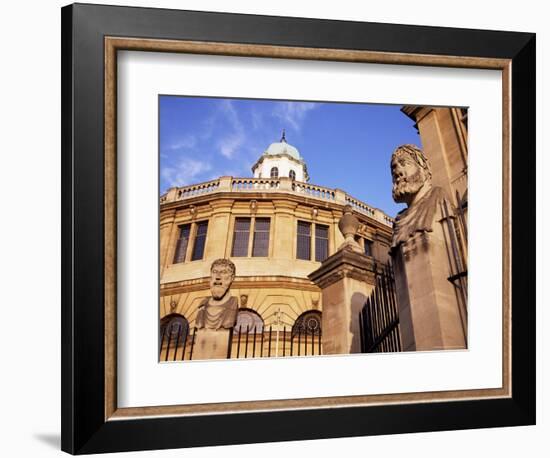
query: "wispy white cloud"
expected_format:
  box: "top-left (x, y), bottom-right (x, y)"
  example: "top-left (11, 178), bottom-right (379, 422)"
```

top-left (169, 135), bottom-right (197, 150)
top-left (251, 108), bottom-right (264, 131)
top-left (219, 132), bottom-right (245, 159)
top-left (161, 157), bottom-right (213, 187)
top-left (273, 102), bottom-right (321, 132)
top-left (220, 99), bottom-right (240, 129)
top-left (216, 100), bottom-right (245, 159)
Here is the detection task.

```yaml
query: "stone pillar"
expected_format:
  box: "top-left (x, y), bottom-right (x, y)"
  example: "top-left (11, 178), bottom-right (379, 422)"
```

top-left (204, 199), bottom-right (234, 260)
top-left (278, 176), bottom-right (293, 191)
top-left (218, 176), bottom-right (233, 192)
top-left (272, 200), bottom-right (297, 260)
top-left (192, 329), bottom-right (232, 360)
top-left (309, 248), bottom-right (376, 354)
top-left (159, 209), bottom-right (176, 276)
top-left (392, 226), bottom-right (466, 351)
top-left (334, 188), bottom-right (347, 205)
top-left (164, 187), bottom-right (179, 202)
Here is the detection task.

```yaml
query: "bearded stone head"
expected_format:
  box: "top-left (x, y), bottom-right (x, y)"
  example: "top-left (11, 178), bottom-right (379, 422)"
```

top-left (209, 259), bottom-right (236, 301)
top-left (391, 144), bottom-right (432, 206)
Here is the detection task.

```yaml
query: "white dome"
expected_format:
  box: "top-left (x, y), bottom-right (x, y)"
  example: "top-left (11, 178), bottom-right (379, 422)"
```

top-left (263, 141), bottom-right (302, 161)
top-left (251, 132), bottom-right (309, 182)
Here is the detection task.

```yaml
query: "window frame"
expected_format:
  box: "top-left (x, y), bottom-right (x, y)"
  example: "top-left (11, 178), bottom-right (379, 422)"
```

top-left (363, 237), bottom-right (374, 257)
top-left (252, 217), bottom-right (271, 257)
top-left (296, 220), bottom-right (312, 261)
top-left (231, 217), bottom-right (252, 257)
top-left (230, 215), bottom-right (272, 258)
top-left (190, 220), bottom-right (209, 261)
top-left (315, 223), bottom-right (330, 262)
top-left (171, 219), bottom-right (209, 264)
top-left (296, 219), bottom-right (331, 262)
top-left (172, 223), bottom-right (192, 264)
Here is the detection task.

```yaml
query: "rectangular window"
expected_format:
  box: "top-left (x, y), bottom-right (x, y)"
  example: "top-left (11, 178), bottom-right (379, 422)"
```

top-left (252, 218), bottom-right (270, 257)
top-left (173, 224), bottom-right (191, 263)
top-left (315, 224), bottom-right (329, 262)
top-left (364, 238), bottom-right (373, 257)
top-left (191, 221), bottom-right (208, 261)
top-left (231, 218), bottom-right (251, 257)
top-left (297, 221), bottom-right (311, 260)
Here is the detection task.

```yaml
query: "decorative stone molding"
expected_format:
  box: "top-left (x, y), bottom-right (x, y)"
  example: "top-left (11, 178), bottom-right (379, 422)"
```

top-left (169, 297), bottom-right (178, 313)
top-left (337, 205), bottom-right (363, 253)
top-left (160, 177), bottom-right (393, 228)
top-left (308, 248), bottom-right (377, 289)
top-left (272, 199), bottom-right (299, 212)
top-left (209, 198), bottom-right (235, 212)
top-left (161, 276), bottom-right (321, 295)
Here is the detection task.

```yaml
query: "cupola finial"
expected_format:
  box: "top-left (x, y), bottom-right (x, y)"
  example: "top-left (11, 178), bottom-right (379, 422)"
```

top-left (280, 129), bottom-right (287, 143)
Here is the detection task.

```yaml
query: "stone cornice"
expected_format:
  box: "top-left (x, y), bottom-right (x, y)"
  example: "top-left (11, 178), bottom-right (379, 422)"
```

top-left (272, 199), bottom-right (299, 212)
top-left (208, 198), bottom-right (235, 212)
top-left (401, 105), bottom-right (433, 125)
top-left (161, 191), bottom-right (393, 235)
top-left (159, 208), bottom-right (176, 225)
top-left (308, 247), bottom-right (377, 289)
top-left (160, 275), bottom-right (320, 295)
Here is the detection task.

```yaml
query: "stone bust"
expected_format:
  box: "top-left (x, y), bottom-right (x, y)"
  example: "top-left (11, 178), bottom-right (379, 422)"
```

top-left (195, 259), bottom-right (239, 330)
top-left (390, 144), bottom-right (448, 249)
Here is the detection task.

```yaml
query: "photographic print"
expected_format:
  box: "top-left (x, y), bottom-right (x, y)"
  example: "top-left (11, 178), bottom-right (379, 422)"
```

top-left (158, 96), bottom-right (468, 362)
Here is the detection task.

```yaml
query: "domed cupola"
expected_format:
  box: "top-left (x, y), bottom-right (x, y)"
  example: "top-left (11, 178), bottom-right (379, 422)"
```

top-left (251, 130), bottom-right (309, 182)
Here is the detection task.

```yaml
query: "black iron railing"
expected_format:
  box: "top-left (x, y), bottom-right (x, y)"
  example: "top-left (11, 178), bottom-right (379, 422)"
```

top-left (229, 324), bottom-right (321, 359)
top-left (159, 326), bottom-right (196, 361)
top-left (159, 324), bottom-right (322, 361)
top-left (359, 264), bottom-right (402, 353)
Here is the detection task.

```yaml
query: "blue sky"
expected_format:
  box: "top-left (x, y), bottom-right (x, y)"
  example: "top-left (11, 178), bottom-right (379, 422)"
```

top-left (159, 96), bottom-right (422, 217)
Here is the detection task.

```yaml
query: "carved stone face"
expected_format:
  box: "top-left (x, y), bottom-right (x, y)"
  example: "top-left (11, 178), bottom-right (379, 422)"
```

top-left (209, 265), bottom-right (234, 300)
top-left (391, 153), bottom-right (428, 204)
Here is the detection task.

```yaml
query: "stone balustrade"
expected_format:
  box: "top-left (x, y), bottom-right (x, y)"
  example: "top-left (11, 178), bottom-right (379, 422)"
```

top-left (160, 176), bottom-right (393, 226)
top-left (164, 179), bottom-right (221, 201)
top-left (292, 182), bottom-right (336, 201)
top-left (231, 178), bottom-right (280, 191)
top-left (345, 195), bottom-right (376, 217)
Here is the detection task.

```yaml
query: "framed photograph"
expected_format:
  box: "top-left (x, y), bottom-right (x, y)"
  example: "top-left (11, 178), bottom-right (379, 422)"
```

top-left (61, 3), bottom-right (536, 454)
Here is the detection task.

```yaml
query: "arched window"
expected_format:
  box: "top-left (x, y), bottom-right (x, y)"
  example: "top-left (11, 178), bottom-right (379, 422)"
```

top-left (289, 169), bottom-right (296, 181)
top-left (270, 167), bottom-right (279, 178)
top-left (292, 310), bottom-right (322, 337)
top-left (235, 308), bottom-right (264, 334)
top-left (160, 314), bottom-right (190, 350)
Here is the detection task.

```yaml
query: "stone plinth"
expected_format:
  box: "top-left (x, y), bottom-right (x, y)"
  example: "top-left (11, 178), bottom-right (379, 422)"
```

top-left (392, 228), bottom-right (466, 351)
top-left (192, 329), bottom-right (232, 360)
top-left (309, 248), bottom-right (376, 354)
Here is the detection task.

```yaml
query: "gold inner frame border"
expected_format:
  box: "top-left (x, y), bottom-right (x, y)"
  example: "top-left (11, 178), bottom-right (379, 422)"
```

top-left (104, 36), bottom-right (512, 421)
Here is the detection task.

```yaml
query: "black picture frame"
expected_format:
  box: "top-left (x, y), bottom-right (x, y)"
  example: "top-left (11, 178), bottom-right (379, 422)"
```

top-left (61, 3), bottom-right (535, 454)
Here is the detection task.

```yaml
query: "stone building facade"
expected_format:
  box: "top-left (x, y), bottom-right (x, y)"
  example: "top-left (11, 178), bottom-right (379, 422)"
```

top-left (159, 134), bottom-right (394, 359)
